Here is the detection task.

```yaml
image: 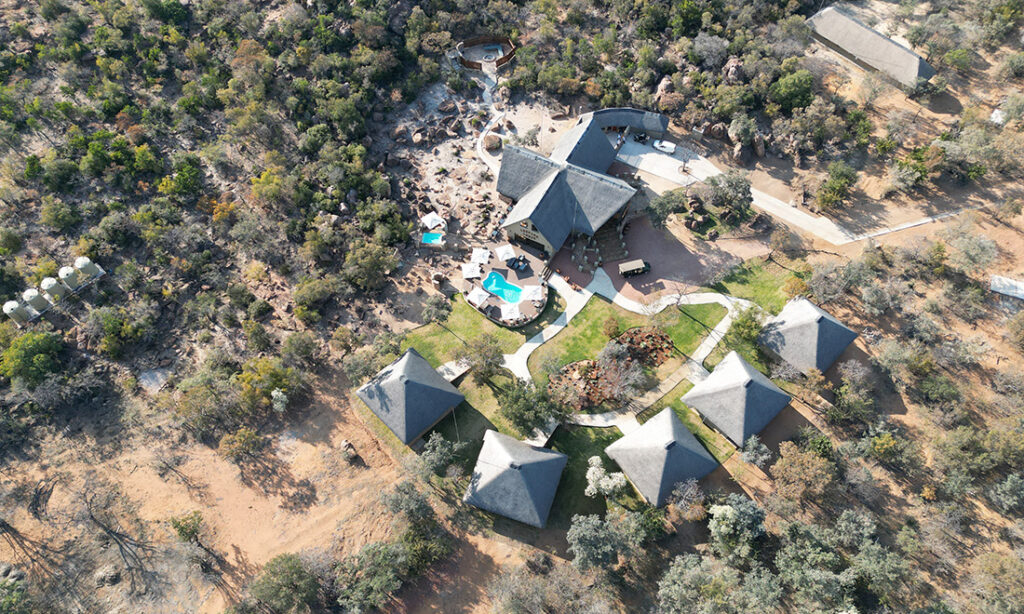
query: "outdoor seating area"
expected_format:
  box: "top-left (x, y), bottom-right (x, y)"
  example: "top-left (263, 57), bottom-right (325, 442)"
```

top-left (456, 242), bottom-right (550, 328)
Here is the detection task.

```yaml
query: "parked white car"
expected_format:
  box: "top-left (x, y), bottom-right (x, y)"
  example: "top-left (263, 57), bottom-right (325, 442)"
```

top-left (653, 139), bottom-right (676, 154)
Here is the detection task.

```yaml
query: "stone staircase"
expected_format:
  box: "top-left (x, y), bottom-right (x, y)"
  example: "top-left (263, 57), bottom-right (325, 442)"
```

top-left (594, 223), bottom-right (629, 263)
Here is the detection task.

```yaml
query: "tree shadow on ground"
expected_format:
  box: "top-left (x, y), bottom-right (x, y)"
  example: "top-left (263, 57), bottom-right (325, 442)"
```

top-left (237, 455), bottom-right (317, 511)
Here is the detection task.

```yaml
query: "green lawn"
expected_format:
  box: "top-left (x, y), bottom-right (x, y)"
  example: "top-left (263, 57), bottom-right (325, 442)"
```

top-left (424, 373), bottom-right (519, 468)
top-left (704, 333), bottom-right (771, 373)
top-left (527, 297), bottom-right (726, 386)
top-left (636, 379), bottom-right (735, 464)
top-left (547, 424), bottom-right (645, 528)
top-left (705, 259), bottom-right (801, 314)
top-left (401, 290), bottom-right (566, 367)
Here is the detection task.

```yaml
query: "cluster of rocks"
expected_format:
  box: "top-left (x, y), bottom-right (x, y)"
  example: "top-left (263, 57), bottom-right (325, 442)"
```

top-left (389, 97), bottom-right (477, 149)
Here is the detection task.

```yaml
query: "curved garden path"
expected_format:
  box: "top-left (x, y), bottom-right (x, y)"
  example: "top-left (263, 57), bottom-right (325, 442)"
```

top-left (512, 268), bottom-right (758, 445)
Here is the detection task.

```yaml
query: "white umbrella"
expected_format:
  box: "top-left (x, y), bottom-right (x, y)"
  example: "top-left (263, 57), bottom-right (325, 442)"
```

top-left (421, 212), bottom-right (446, 229)
top-left (467, 287), bottom-right (490, 307)
top-left (461, 262), bottom-right (482, 279)
top-left (471, 248), bottom-right (491, 264)
top-left (500, 303), bottom-right (521, 321)
top-left (522, 285), bottom-right (544, 301)
top-left (495, 244), bottom-right (516, 261)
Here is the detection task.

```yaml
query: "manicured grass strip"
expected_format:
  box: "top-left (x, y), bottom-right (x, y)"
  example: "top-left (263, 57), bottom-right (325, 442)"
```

top-left (704, 259), bottom-right (799, 314)
top-left (425, 373), bottom-right (519, 467)
top-left (547, 424), bottom-right (635, 528)
top-left (704, 335), bottom-right (770, 374)
top-left (528, 297), bottom-right (727, 386)
top-left (653, 302), bottom-right (727, 356)
top-left (637, 379), bottom-right (734, 464)
top-left (402, 290), bottom-right (566, 367)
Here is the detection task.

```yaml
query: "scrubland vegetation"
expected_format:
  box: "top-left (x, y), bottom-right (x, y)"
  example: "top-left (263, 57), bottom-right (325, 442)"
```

top-left (1, 0), bottom-right (1024, 612)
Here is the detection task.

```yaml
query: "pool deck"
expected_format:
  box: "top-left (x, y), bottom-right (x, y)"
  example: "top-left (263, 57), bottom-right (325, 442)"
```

top-left (455, 242), bottom-right (549, 327)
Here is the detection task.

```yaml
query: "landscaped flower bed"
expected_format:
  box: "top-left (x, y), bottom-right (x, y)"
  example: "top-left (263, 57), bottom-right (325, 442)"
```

top-left (547, 327), bottom-right (674, 410)
top-left (616, 327), bottom-right (674, 365)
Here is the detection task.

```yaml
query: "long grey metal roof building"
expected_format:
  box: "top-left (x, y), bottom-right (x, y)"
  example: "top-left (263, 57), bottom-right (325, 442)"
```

top-left (807, 6), bottom-right (935, 88)
top-left (605, 408), bottom-right (718, 506)
top-left (463, 430), bottom-right (568, 528)
top-left (681, 351), bottom-right (791, 447)
top-left (355, 348), bottom-right (465, 445)
top-left (757, 297), bottom-right (858, 375)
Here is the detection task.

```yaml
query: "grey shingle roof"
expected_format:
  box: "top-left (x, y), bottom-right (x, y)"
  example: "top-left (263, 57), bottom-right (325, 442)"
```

top-left (463, 430), bottom-right (568, 528)
top-left (757, 297), bottom-right (858, 375)
top-left (605, 408), bottom-right (718, 506)
top-left (496, 146), bottom-right (561, 201)
top-left (355, 348), bottom-right (465, 445)
top-left (550, 115), bottom-right (618, 172)
top-left (681, 351), bottom-right (791, 447)
top-left (808, 7), bottom-right (936, 88)
top-left (501, 164), bottom-right (636, 250)
top-left (591, 108), bottom-right (669, 135)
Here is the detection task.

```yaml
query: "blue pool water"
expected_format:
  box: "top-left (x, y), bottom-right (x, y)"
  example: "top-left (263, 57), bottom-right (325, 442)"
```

top-left (483, 271), bottom-right (522, 304)
top-left (422, 232), bottom-right (444, 245)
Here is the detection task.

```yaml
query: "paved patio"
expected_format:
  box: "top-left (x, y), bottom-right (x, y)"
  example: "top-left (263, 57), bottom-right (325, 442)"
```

top-left (550, 216), bottom-right (768, 302)
top-left (454, 242), bottom-right (550, 328)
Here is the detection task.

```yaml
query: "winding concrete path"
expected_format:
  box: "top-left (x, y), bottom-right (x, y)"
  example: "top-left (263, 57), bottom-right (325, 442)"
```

top-left (473, 71), bottom-right (503, 175)
top-left (616, 138), bottom-right (983, 246)
top-left (517, 268), bottom-right (757, 444)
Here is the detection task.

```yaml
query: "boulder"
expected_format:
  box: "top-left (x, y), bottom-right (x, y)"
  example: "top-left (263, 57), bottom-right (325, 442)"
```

top-left (412, 131), bottom-right (425, 146)
top-left (723, 57), bottom-right (744, 84)
top-left (438, 99), bottom-right (456, 113)
top-left (390, 125), bottom-right (406, 140)
top-left (732, 141), bottom-right (750, 164)
top-left (361, 136), bottom-right (373, 149)
top-left (655, 75), bottom-right (674, 102)
top-left (707, 122), bottom-right (728, 140)
top-left (753, 133), bottom-right (766, 157)
top-left (483, 134), bottom-right (502, 151)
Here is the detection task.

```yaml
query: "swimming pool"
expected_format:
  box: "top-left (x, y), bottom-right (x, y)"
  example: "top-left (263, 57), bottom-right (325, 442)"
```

top-left (483, 271), bottom-right (522, 304)
top-left (421, 232), bottom-right (444, 245)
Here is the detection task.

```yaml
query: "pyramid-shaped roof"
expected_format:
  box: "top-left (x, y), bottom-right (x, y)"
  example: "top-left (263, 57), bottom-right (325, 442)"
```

top-left (758, 297), bottom-right (858, 375)
top-left (355, 348), bottom-right (465, 445)
top-left (681, 352), bottom-right (791, 447)
top-left (463, 430), bottom-right (568, 528)
top-left (605, 408), bottom-right (718, 506)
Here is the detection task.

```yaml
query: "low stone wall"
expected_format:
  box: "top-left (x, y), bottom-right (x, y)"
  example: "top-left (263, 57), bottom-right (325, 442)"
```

top-left (456, 36), bottom-right (517, 71)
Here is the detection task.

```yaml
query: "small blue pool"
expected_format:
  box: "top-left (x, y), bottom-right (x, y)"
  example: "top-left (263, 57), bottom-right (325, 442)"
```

top-left (483, 271), bottom-right (522, 304)
top-left (421, 232), bottom-right (444, 245)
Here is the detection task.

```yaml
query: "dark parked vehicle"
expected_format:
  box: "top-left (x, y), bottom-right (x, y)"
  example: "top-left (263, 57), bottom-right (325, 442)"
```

top-left (618, 259), bottom-right (650, 277)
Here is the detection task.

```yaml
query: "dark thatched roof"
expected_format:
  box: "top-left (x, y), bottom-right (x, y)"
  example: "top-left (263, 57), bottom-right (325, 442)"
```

top-left (605, 408), bottom-right (719, 506)
top-left (355, 348), bottom-right (464, 445)
top-left (463, 430), bottom-right (568, 528)
top-left (550, 115), bottom-right (618, 171)
top-left (757, 297), bottom-right (858, 375)
top-left (681, 351), bottom-right (791, 447)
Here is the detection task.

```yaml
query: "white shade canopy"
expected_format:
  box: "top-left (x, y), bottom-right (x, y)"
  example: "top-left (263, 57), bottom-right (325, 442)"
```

top-left (471, 248), bottom-right (491, 264)
top-left (500, 303), bottom-right (521, 321)
top-left (461, 262), bottom-right (482, 279)
top-left (496, 244), bottom-right (516, 261)
top-left (521, 285), bottom-right (544, 301)
top-left (467, 287), bottom-right (490, 307)
top-left (421, 212), bottom-right (446, 229)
